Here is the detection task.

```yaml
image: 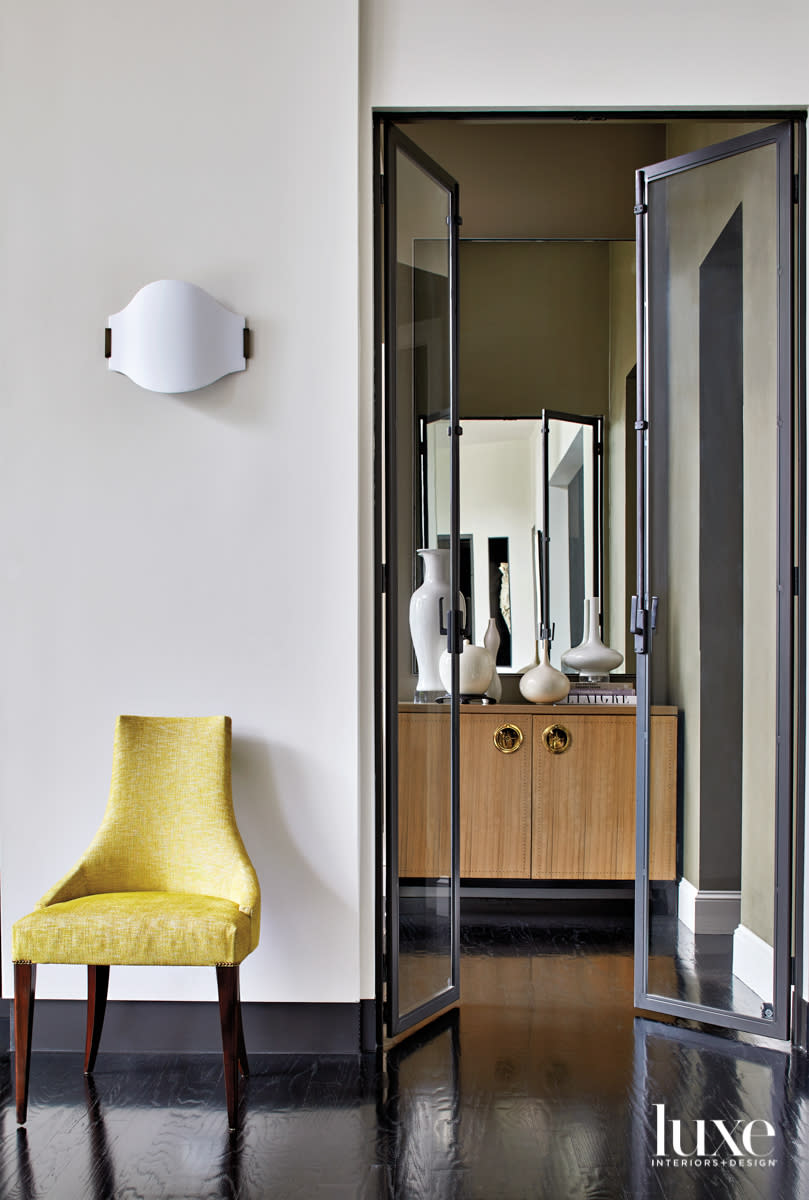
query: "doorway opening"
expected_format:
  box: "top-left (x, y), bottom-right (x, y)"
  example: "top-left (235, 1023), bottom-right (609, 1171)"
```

top-left (375, 110), bottom-right (806, 1048)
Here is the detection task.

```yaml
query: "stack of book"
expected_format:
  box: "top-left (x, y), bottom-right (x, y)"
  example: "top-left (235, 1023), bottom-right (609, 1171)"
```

top-left (558, 680), bottom-right (637, 705)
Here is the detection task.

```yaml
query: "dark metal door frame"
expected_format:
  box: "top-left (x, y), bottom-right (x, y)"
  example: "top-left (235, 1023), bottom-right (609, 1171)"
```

top-left (377, 120), bottom-right (462, 1041)
top-left (633, 121), bottom-right (797, 1040)
top-left (372, 107), bottom-right (806, 1051)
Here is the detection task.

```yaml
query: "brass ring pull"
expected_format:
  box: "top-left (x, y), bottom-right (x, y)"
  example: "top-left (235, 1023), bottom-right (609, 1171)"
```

top-left (542, 723), bottom-right (572, 755)
top-left (493, 723), bottom-right (524, 754)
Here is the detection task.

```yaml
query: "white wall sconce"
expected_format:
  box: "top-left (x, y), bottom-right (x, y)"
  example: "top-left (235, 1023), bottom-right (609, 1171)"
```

top-left (105, 280), bottom-right (250, 394)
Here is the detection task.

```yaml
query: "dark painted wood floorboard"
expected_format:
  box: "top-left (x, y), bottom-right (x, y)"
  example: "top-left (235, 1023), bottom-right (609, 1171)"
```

top-left (2, 910), bottom-right (808, 1198)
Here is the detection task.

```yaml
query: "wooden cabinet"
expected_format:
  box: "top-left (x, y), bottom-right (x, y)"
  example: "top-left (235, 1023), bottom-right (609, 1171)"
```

top-left (398, 704), bottom-right (677, 881)
top-left (531, 711), bottom-right (676, 880)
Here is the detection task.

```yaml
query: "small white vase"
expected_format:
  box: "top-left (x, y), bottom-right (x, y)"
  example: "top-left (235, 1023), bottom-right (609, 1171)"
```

top-left (409, 548), bottom-right (464, 701)
top-left (439, 639), bottom-right (494, 696)
top-left (519, 639), bottom-right (571, 704)
top-left (483, 617), bottom-right (502, 701)
top-left (562, 597), bottom-right (623, 679)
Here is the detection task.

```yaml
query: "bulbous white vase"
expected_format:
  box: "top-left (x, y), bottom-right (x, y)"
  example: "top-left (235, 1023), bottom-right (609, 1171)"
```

top-left (409, 548), bottom-right (464, 701)
top-left (439, 639), bottom-right (494, 697)
top-left (483, 617), bottom-right (502, 701)
top-left (519, 640), bottom-right (571, 704)
top-left (562, 597), bottom-right (623, 679)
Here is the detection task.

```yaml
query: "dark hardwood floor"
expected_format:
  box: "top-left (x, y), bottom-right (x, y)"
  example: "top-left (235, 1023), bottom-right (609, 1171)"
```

top-left (3, 907), bottom-right (808, 1198)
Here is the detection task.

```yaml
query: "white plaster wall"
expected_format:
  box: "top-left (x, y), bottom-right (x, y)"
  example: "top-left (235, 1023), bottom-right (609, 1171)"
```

top-left (0, 1), bottom-right (360, 1003)
top-left (358, 0), bottom-right (809, 1005)
top-left (362, 0), bottom-right (808, 109)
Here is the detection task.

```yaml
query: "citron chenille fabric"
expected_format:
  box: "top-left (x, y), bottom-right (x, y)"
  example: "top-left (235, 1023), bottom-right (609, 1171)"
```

top-left (12, 715), bottom-right (260, 967)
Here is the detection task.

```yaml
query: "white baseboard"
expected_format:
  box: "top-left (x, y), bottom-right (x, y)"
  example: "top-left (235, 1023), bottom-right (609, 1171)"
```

top-left (678, 877), bottom-right (741, 934)
top-left (732, 923), bottom-right (774, 1003)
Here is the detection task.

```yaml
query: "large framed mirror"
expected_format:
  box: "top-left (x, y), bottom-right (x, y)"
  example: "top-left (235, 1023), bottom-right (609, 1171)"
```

top-left (421, 414), bottom-right (604, 677)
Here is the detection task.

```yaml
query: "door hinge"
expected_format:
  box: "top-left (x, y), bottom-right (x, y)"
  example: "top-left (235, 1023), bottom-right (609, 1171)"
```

top-left (634, 203), bottom-right (648, 215)
top-left (794, 174), bottom-right (800, 205)
top-left (378, 174), bottom-right (386, 206)
top-left (794, 565), bottom-right (800, 596)
top-left (380, 563), bottom-right (388, 594)
top-left (445, 607), bottom-right (464, 655)
top-left (630, 596), bottom-right (658, 654)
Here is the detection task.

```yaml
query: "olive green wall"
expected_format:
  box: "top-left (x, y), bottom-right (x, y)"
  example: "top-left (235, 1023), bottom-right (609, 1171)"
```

top-left (458, 241), bottom-right (610, 419)
top-left (400, 121), bottom-right (666, 239)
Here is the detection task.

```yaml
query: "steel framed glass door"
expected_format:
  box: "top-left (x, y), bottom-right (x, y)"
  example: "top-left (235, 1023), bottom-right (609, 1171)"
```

top-left (634, 123), bottom-right (794, 1038)
top-left (381, 125), bottom-right (462, 1038)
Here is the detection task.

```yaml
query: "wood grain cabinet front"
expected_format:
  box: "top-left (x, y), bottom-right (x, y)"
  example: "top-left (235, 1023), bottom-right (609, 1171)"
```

top-left (460, 714), bottom-right (532, 877)
top-left (531, 712), bottom-right (676, 880)
top-left (397, 705), bottom-right (677, 882)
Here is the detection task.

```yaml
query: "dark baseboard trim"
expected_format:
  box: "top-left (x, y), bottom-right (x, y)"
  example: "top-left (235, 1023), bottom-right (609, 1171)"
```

top-left (7, 998), bottom-right (373, 1055)
top-left (360, 997), bottom-right (377, 1053)
top-left (794, 994), bottom-right (809, 1052)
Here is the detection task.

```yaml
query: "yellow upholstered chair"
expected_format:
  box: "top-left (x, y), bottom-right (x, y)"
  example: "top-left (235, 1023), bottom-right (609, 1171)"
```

top-left (12, 715), bottom-right (260, 1128)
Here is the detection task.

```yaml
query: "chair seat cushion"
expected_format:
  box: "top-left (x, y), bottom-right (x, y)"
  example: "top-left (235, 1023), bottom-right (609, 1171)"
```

top-left (12, 892), bottom-right (252, 966)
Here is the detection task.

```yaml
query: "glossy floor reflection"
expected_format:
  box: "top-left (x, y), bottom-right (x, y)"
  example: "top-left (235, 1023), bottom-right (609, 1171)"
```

top-left (3, 907), bottom-right (809, 1198)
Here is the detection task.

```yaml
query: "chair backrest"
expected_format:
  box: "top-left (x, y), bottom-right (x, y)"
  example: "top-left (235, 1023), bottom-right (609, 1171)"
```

top-left (73, 716), bottom-right (259, 917)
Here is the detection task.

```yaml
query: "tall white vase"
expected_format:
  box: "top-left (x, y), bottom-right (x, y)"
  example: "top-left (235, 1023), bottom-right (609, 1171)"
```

top-left (562, 597), bottom-right (623, 679)
top-left (409, 548), bottom-right (461, 701)
top-left (483, 617), bottom-right (502, 701)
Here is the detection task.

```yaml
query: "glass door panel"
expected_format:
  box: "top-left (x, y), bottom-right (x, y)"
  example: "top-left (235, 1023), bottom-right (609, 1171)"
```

top-left (635, 124), bottom-right (793, 1037)
top-left (384, 126), bottom-right (461, 1036)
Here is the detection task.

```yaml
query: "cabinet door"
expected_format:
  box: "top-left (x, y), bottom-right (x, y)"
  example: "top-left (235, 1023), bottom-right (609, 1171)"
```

top-left (460, 714), bottom-right (532, 878)
top-left (532, 713), bottom-right (677, 880)
top-left (398, 711), bottom-right (451, 879)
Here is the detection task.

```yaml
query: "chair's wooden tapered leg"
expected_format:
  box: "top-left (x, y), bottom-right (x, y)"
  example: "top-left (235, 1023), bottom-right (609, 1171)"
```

top-left (14, 963), bottom-right (36, 1124)
top-left (85, 965), bottom-right (110, 1074)
top-left (237, 999), bottom-right (249, 1079)
top-left (216, 965), bottom-right (241, 1127)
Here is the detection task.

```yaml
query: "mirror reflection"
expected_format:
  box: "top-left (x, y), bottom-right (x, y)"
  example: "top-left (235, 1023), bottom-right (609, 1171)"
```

top-left (422, 415), bottom-right (604, 674)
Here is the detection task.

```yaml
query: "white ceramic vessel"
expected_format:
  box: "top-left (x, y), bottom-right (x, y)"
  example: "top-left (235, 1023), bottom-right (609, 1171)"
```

top-left (439, 639), bottom-right (494, 696)
top-left (409, 548), bottom-right (464, 701)
top-left (483, 617), bottom-right (502, 701)
top-left (562, 597), bottom-right (623, 679)
top-left (519, 639), bottom-right (571, 704)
